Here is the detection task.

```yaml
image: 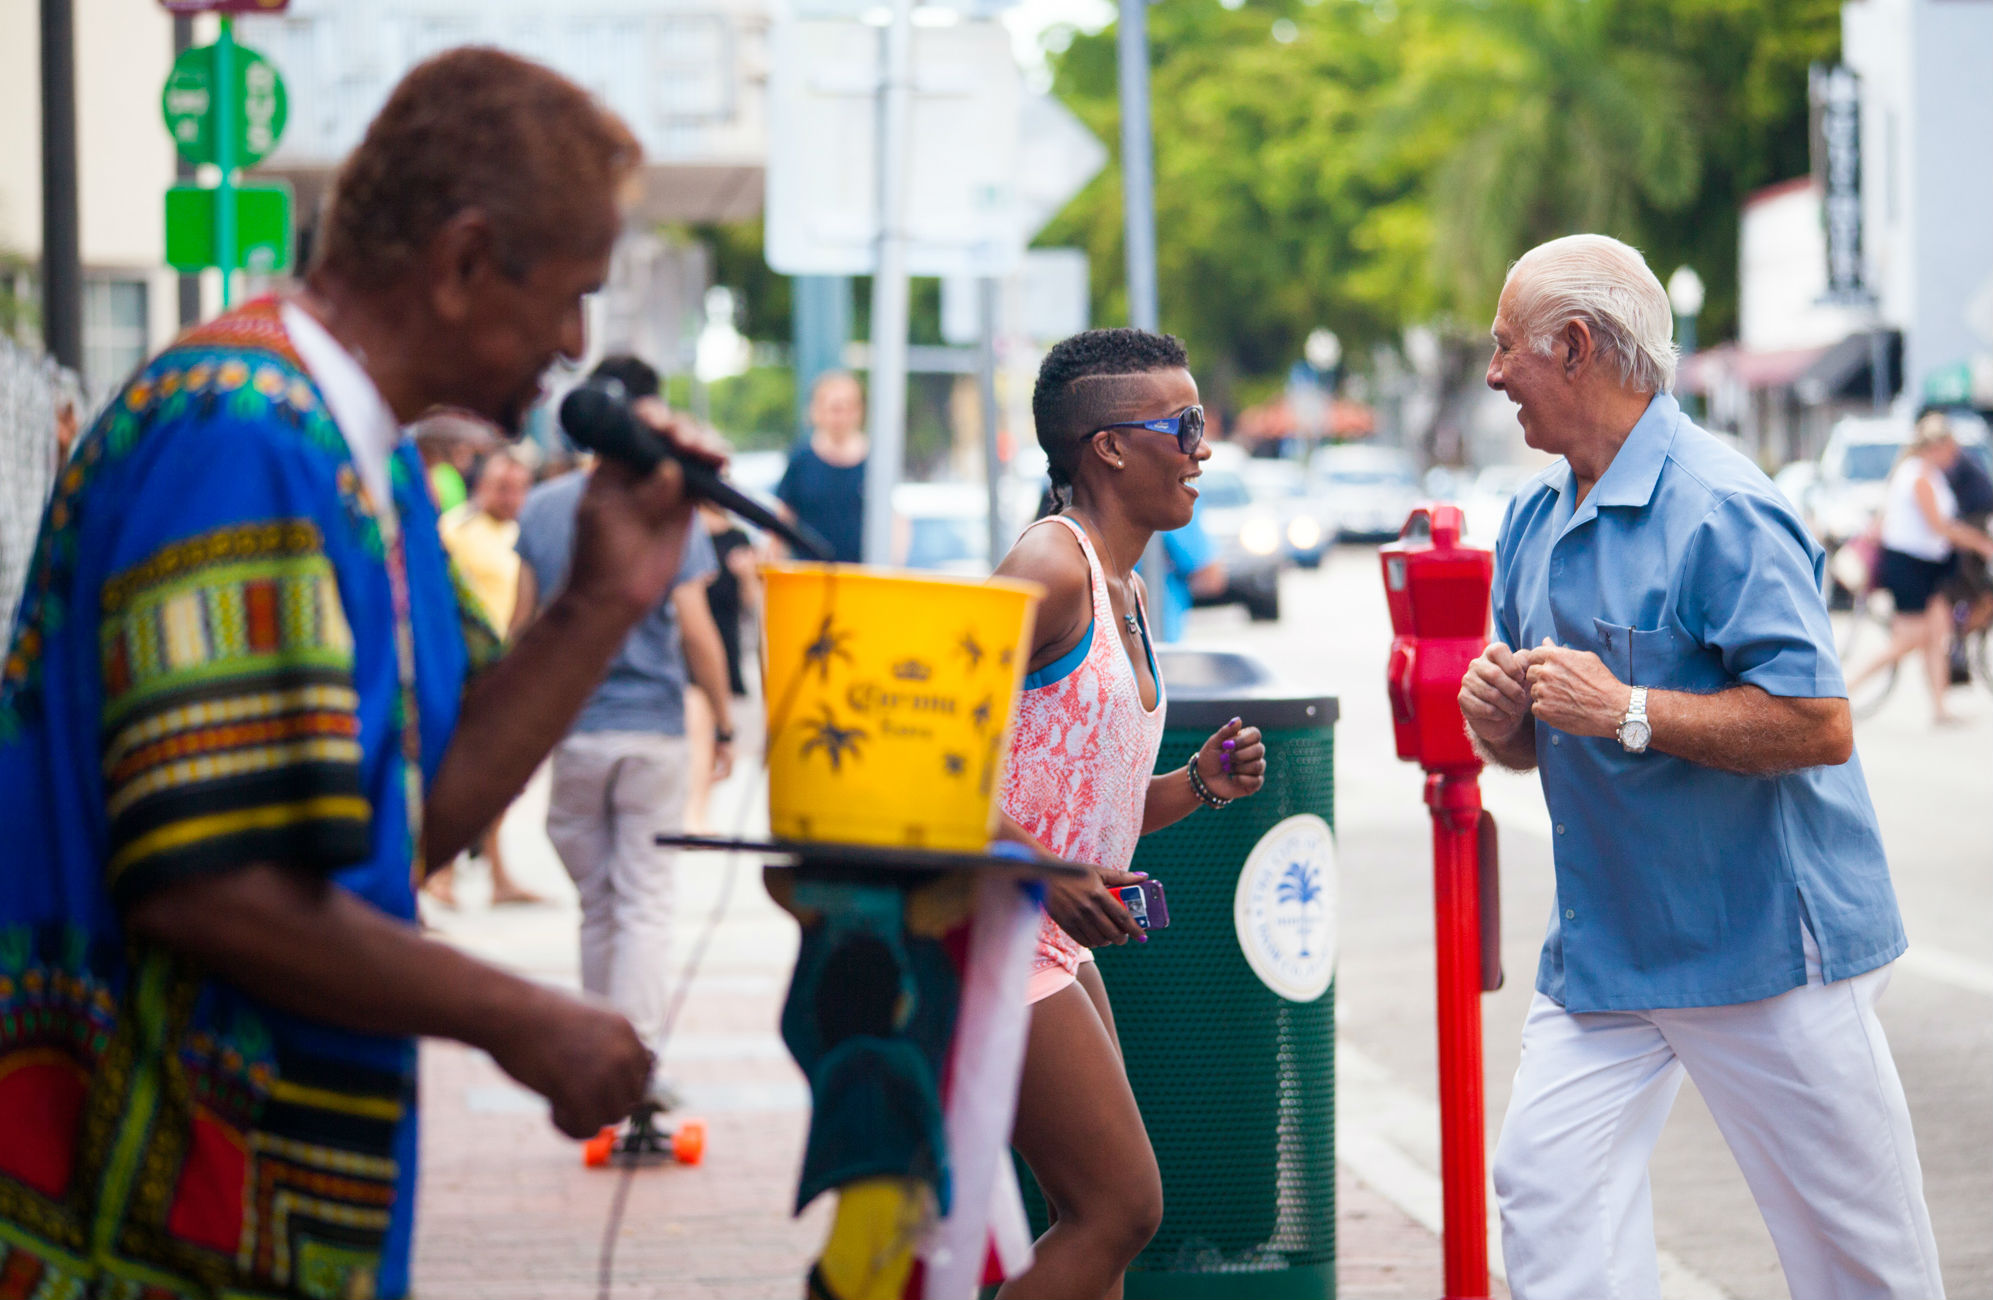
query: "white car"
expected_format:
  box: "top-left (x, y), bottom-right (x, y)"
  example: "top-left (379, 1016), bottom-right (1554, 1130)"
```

top-left (1459, 464), bottom-right (1541, 546)
top-left (1810, 416), bottom-right (1909, 548)
top-left (892, 480), bottom-right (999, 577)
top-left (1310, 444), bottom-right (1423, 542)
top-left (1239, 458), bottom-right (1335, 567)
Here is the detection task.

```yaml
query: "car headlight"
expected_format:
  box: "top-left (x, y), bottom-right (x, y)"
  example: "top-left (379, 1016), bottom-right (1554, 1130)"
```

top-left (1286, 516), bottom-right (1323, 550)
top-left (1240, 518), bottom-right (1281, 556)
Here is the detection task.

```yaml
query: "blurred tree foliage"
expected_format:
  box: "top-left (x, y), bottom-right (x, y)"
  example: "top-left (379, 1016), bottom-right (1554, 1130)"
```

top-left (1038, 0), bottom-right (1841, 408)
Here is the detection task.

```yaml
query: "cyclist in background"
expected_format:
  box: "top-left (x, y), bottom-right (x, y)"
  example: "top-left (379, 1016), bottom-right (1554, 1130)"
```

top-left (1845, 412), bottom-right (1993, 724)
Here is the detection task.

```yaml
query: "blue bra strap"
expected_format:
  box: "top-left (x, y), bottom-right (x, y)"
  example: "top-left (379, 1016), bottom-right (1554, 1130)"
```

top-left (1022, 617), bottom-right (1094, 690)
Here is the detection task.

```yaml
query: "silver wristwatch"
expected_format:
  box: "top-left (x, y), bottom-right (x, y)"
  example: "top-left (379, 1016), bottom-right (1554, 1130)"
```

top-left (1617, 686), bottom-right (1651, 754)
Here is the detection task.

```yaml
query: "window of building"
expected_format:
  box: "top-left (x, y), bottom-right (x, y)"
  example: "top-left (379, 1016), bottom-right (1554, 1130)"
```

top-left (83, 277), bottom-right (150, 398)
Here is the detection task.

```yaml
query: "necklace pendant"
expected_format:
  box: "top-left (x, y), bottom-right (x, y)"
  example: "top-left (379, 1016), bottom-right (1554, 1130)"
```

top-left (1123, 611), bottom-right (1141, 637)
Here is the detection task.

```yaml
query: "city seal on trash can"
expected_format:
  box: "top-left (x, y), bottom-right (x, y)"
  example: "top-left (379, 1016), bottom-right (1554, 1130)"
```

top-left (1233, 813), bottom-right (1338, 1002)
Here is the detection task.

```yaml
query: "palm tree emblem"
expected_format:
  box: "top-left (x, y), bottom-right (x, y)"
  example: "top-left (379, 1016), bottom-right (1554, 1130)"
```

top-left (942, 752), bottom-right (967, 777)
top-left (957, 630), bottom-right (984, 671)
top-left (972, 695), bottom-right (993, 730)
top-left (798, 705), bottom-right (868, 772)
top-left (1276, 861), bottom-right (1323, 958)
top-left (802, 615), bottom-right (855, 682)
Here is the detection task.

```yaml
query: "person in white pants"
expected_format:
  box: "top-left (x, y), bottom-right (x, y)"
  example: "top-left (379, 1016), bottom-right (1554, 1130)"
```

top-left (513, 355), bottom-right (736, 1104)
top-left (1459, 234), bottom-right (1944, 1300)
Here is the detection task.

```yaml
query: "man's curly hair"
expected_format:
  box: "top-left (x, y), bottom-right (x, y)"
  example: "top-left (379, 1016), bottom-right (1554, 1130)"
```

top-left (1031, 328), bottom-right (1189, 507)
top-left (313, 47), bottom-right (640, 290)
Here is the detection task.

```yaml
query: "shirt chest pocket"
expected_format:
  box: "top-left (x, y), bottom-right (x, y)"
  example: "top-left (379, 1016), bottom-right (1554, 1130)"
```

top-left (1591, 619), bottom-right (1720, 691)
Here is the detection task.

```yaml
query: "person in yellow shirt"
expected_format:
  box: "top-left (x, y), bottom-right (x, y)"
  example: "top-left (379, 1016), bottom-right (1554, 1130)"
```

top-left (431, 445), bottom-right (542, 904)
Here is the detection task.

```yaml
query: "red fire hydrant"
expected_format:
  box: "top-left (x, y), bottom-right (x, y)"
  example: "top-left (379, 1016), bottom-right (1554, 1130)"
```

top-left (1381, 503), bottom-right (1500, 1300)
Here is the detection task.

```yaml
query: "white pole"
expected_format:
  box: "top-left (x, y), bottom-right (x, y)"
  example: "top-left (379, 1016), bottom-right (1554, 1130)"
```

top-left (979, 277), bottom-right (1005, 566)
top-left (1118, 0), bottom-right (1158, 332)
top-left (862, 0), bottom-right (916, 566)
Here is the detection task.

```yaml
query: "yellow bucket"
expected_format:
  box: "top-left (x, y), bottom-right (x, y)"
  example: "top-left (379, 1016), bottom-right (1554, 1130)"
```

top-left (761, 564), bottom-right (1044, 852)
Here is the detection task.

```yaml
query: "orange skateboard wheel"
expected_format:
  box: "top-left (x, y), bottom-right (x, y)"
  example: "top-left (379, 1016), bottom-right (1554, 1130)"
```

top-left (583, 1127), bottom-right (616, 1168)
top-left (671, 1119), bottom-right (706, 1165)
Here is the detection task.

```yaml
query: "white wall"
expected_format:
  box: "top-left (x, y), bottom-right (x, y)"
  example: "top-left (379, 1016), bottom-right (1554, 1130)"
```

top-left (1844, 0), bottom-right (1993, 395)
top-left (1738, 179), bottom-right (1871, 353)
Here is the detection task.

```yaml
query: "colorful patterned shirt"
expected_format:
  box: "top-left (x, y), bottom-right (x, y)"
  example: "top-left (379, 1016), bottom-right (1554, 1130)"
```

top-left (0, 298), bottom-right (500, 1299)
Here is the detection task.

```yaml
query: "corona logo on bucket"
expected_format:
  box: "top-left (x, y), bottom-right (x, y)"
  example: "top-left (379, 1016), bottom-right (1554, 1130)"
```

top-left (762, 564), bottom-right (1044, 852)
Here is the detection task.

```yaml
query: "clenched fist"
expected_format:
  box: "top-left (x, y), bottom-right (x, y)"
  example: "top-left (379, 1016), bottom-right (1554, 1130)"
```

top-left (1459, 641), bottom-right (1533, 745)
top-left (1523, 638), bottom-right (1633, 738)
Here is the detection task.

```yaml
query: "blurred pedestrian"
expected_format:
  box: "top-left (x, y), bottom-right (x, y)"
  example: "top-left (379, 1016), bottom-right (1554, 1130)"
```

top-left (415, 410), bottom-right (492, 512)
top-left (0, 48), bottom-right (706, 1300)
top-left (684, 497), bottom-right (760, 832)
top-left (775, 370), bottom-right (867, 562)
top-left (514, 355), bottom-right (735, 1109)
top-left (1846, 412), bottom-right (1993, 724)
top-left (1156, 507), bottom-right (1226, 642)
top-left (428, 442), bottom-right (544, 906)
top-left (1461, 234), bottom-right (1943, 1300)
top-left (993, 328), bottom-right (1267, 1299)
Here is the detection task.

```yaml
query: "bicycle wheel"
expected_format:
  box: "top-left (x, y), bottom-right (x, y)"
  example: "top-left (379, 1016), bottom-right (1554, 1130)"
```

top-left (1839, 587), bottom-right (1898, 720)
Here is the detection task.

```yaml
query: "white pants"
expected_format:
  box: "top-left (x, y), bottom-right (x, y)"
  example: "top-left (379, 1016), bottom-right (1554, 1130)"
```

top-left (1493, 933), bottom-right (1943, 1300)
top-left (545, 731), bottom-right (686, 1059)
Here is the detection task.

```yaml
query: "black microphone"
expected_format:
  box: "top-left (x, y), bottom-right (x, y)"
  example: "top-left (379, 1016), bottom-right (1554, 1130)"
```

top-left (559, 378), bottom-right (835, 562)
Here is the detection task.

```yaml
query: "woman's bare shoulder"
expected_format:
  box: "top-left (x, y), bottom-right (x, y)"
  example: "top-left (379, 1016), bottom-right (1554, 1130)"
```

top-left (997, 520), bottom-right (1093, 652)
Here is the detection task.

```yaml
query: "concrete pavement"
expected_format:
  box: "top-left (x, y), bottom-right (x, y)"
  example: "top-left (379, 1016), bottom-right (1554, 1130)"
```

top-left (414, 729), bottom-right (1485, 1298)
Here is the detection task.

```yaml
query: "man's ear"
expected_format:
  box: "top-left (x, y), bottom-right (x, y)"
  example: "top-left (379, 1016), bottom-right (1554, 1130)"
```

top-left (425, 209), bottom-right (499, 327)
top-left (1560, 318), bottom-right (1595, 377)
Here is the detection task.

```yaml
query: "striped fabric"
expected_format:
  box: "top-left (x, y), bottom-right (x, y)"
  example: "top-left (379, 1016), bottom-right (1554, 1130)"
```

top-left (97, 519), bottom-right (369, 904)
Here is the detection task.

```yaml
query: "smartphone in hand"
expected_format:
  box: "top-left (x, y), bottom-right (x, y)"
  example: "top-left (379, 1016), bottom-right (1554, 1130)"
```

top-left (1116, 879), bottom-right (1170, 931)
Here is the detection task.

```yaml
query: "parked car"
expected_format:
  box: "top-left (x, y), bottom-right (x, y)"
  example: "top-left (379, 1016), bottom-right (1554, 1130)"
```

top-left (1239, 457), bottom-right (1335, 567)
top-left (1311, 444), bottom-right (1423, 541)
top-left (1187, 464), bottom-right (1284, 621)
top-left (1459, 464), bottom-right (1541, 545)
top-left (892, 480), bottom-right (995, 576)
top-left (1810, 416), bottom-right (1910, 550)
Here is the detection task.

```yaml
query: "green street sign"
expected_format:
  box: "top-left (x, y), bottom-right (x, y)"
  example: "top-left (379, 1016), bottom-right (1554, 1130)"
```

top-left (161, 41), bottom-right (288, 168)
top-left (165, 183), bottom-right (293, 273)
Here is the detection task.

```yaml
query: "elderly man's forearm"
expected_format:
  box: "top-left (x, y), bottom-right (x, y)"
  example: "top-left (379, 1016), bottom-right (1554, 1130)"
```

top-left (1469, 722), bottom-right (1538, 772)
top-left (1646, 686), bottom-right (1853, 775)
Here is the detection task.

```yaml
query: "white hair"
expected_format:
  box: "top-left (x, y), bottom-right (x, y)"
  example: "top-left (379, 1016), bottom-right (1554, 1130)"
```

top-left (1503, 234), bottom-right (1678, 393)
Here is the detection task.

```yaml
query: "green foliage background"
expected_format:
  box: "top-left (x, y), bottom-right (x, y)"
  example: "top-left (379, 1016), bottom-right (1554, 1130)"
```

top-left (1038, 0), bottom-right (1840, 408)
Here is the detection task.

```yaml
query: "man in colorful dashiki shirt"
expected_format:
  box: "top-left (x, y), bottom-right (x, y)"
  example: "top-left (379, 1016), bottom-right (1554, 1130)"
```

top-left (0, 49), bottom-right (713, 1300)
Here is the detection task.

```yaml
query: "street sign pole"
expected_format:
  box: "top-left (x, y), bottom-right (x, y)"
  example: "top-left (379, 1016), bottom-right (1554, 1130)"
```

top-left (862, 0), bottom-right (915, 567)
top-left (214, 16), bottom-right (239, 306)
top-left (979, 278), bottom-right (1004, 567)
top-left (1117, 0), bottom-right (1158, 332)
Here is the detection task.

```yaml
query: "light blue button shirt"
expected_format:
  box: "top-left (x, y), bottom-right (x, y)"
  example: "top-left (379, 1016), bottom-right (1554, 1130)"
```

top-left (1492, 392), bottom-right (1905, 1012)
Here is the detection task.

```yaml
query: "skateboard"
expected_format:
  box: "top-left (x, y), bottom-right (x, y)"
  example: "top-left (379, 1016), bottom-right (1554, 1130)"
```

top-left (583, 1103), bottom-right (706, 1168)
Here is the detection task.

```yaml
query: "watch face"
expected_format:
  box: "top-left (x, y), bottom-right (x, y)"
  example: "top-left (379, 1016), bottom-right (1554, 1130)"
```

top-left (1620, 719), bottom-right (1652, 752)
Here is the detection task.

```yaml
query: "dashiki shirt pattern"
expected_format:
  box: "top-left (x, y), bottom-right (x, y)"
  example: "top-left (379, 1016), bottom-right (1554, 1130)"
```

top-left (998, 515), bottom-right (1166, 999)
top-left (0, 298), bottom-right (500, 1300)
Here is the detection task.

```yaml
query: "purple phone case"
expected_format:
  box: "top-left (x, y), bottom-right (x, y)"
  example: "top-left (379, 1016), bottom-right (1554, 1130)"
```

top-left (1117, 880), bottom-right (1170, 930)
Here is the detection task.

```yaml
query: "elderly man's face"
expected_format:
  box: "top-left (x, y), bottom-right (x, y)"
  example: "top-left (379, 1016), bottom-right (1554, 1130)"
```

top-left (1486, 282), bottom-right (1578, 456)
top-left (427, 205), bottom-right (619, 436)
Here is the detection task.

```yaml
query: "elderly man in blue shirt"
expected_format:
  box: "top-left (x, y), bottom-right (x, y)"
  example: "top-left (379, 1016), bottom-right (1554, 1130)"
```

top-left (1458, 234), bottom-right (1943, 1300)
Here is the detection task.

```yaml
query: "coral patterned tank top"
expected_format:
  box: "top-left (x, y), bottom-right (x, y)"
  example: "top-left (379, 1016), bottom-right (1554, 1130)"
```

top-left (1000, 515), bottom-right (1168, 995)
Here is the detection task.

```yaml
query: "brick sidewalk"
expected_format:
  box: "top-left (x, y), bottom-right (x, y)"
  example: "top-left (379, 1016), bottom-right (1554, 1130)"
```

top-left (412, 767), bottom-right (1481, 1299)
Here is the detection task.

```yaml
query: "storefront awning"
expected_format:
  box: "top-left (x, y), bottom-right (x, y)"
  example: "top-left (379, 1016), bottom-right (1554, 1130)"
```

top-left (1794, 330), bottom-right (1901, 406)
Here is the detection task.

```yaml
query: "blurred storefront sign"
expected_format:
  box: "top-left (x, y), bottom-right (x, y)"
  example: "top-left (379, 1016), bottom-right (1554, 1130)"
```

top-left (1810, 63), bottom-right (1867, 305)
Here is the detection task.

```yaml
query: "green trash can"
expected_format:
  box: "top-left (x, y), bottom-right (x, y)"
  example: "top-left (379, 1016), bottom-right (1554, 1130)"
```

top-left (1016, 649), bottom-right (1340, 1299)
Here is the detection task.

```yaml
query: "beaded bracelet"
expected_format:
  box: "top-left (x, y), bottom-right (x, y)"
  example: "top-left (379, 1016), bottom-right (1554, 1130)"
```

top-left (1186, 750), bottom-right (1231, 810)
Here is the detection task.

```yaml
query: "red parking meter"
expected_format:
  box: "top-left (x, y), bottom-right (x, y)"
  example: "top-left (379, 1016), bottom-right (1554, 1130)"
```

top-left (1380, 504), bottom-right (1497, 1300)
